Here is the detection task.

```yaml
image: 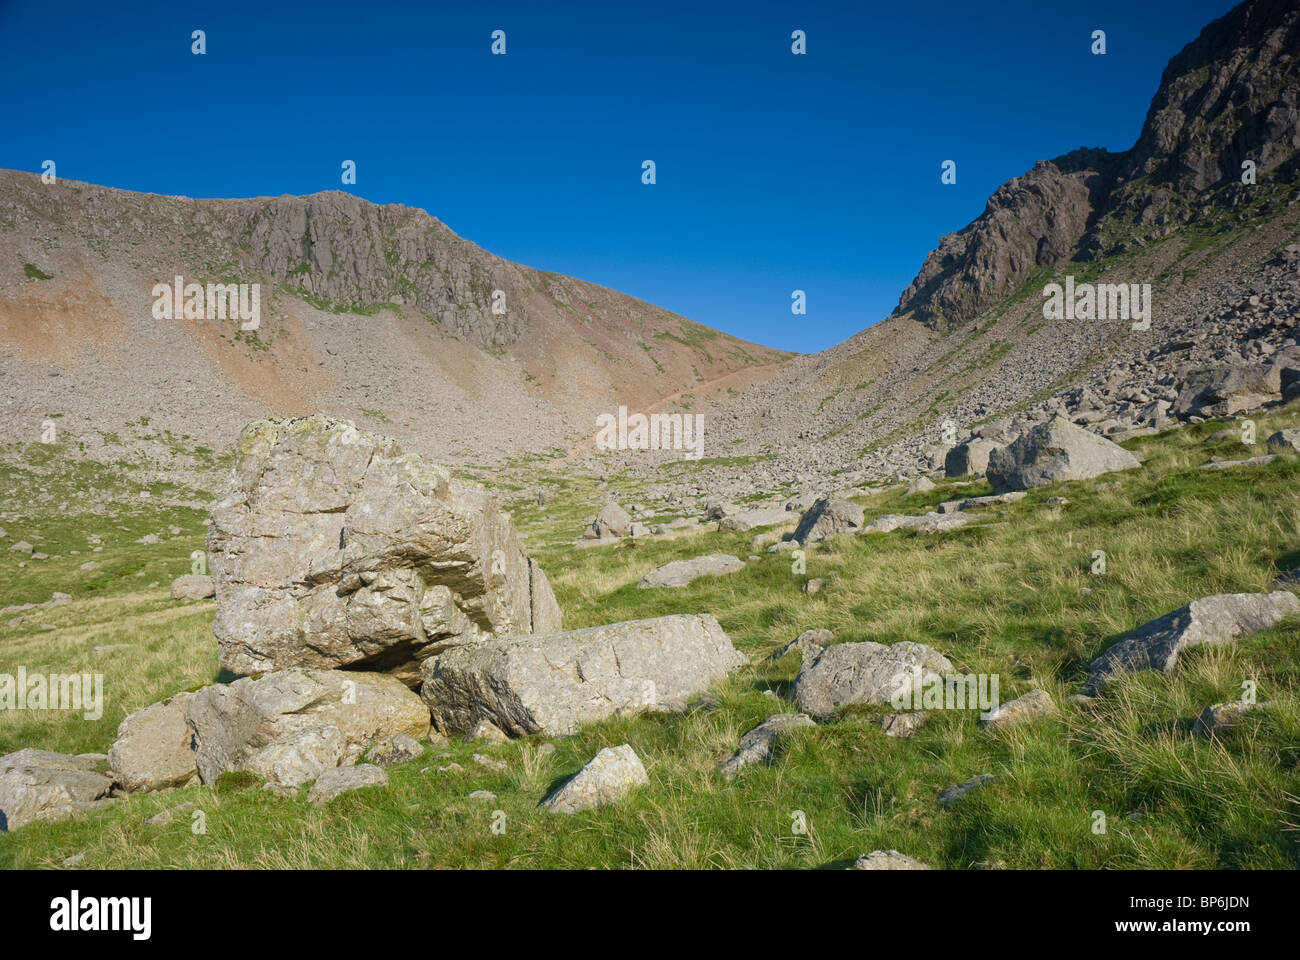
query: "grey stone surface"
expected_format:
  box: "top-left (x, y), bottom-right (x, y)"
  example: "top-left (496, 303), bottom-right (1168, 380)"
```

top-left (793, 641), bottom-right (954, 720)
top-left (637, 554), bottom-right (744, 589)
top-left (540, 744), bottom-right (647, 813)
top-left (109, 693), bottom-right (199, 793)
top-left (794, 498), bottom-right (865, 543)
top-left (421, 614), bottom-right (747, 736)
top-left (307, 763), bottom-right (388, 806)
top-left (208, 416), bottom-right (560, 683)
top-left (1085, 591), bottom-right (1300, 693)
top-left (186, 668), bottom-right (430, 785)
top-left (0, 750), bottom-right (113, 830)
top-left (979, 689), bottom-right (1055, 733)
top-left (718, 713), bottom-right (814, 778)
top-left (987, 416), bottom-right (1140, 492)
top-left (848, 850), bottom-right (933, 870)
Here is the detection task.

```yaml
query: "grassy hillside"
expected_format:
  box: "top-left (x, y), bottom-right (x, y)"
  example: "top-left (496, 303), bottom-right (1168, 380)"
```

top-left (2, 408), bottom-right (1299, 869)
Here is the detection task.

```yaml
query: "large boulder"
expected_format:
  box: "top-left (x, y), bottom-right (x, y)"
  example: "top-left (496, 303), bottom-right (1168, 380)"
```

top-left (109, 693), bottom-right (199, 793)
top-left (584, 502), bottom-right (631, 539)
top-left (945, 438), bottom-right (999, 477)
top-left (207, 416), bottom-right (560, 684)
top-left (0, 750), bottom-right (114, 830)
top-left (420, 614), bottom-right (748, 736)
top-left (794, 498), bottom-right (865, 543)
top-left (1174, 363), bottom-right (1282, 418)
top-left (185, 668), bottom-right (431, 786)
top-left (793, 641), bottom-right (954, 720)
top-left (637, 554), bottom-right (744, 589)
top-left (986, 415), bottom-right (1139, 492)
top-left (1084, 591), bottom-right (1300, 693)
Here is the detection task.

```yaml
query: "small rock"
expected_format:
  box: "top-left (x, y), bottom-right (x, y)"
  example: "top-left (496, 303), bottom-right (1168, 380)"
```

top-left (540, 744), bottom-right (648, 814)
top-left (879, 712), bottom-right (927, 738)
top-left (848, 850), bottom-right (933, 870)
top-left (938, 773), bottom-right (994, 808)
top-left (979, 689), bottom-right (1056, 732)
top-left (306, 764), bottom-right (388, 806)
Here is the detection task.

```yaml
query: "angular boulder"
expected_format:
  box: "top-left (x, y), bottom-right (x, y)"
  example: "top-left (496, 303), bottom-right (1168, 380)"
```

top-left (185, 668), bottom-right (431, 786)
top-left (109, 692), bottom-right (199, 793)
top-left (945, 438), bottom-right (1000, 477)
top-left (718, 713), bottom-right (814, 778)
top-left (986, 415), bottom-right (1140, 492)
top-left (540, 744), bottom-right (647, 813)
top-left (1174, 363), bottom-right (1281, 418)
top-left (793, 641), bottom-right (954, 720)
top-left (0, 750), bottom-right (113, 830)
top-left (207, 416), bottom-right (560, 684)
top-left (584, 502), bottom-right (631, 539)
top-left (794, 498), bottom-right (865, 543)
top-left (420, 614), bottom-right (748, 736)
top-left (1084, 591), bottom-right (1300, 693)
top-left (637, 554), bottom-right (744, 589)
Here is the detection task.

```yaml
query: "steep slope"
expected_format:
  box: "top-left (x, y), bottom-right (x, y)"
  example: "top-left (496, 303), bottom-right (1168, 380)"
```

top-left (0, 172), bottom-right (788, 471)
top-left (645, 0), bottom-right (1300, 505)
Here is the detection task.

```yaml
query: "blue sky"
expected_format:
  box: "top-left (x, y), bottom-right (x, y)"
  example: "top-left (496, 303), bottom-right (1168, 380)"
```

top-left (0, 0), bottom-right (1240, 352)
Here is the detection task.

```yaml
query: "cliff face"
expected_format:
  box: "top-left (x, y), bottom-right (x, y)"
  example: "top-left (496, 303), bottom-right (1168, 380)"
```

top-left (894, 149), bottom-right (1117, 331)
top-left (895, 0), bottom-right (1300, 333)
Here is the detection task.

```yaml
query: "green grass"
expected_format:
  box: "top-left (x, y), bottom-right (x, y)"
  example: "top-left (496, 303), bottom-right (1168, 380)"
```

top-left (22, 262), bottom-right (53, 280)
top-left (2, 408), bottom-right (1300, 868)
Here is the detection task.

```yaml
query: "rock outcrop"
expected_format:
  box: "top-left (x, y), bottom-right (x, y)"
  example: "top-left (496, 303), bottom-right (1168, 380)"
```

top-left (0, 750), bottom-right (114, 830)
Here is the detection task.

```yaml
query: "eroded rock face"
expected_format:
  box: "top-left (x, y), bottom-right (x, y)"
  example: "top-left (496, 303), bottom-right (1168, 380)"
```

top-left (986, 416), bottom-right (1140, 492)
top-left (185, 668), bottom-right (431, 786)
top-left (793, 641), bottom-right (954, 720)
top-left (420, 614), bottom-right (748, 736)
top-left (1085, 591), bottom-right (1300, 693)
top-left (208, 416), bottom-right (560, 683)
